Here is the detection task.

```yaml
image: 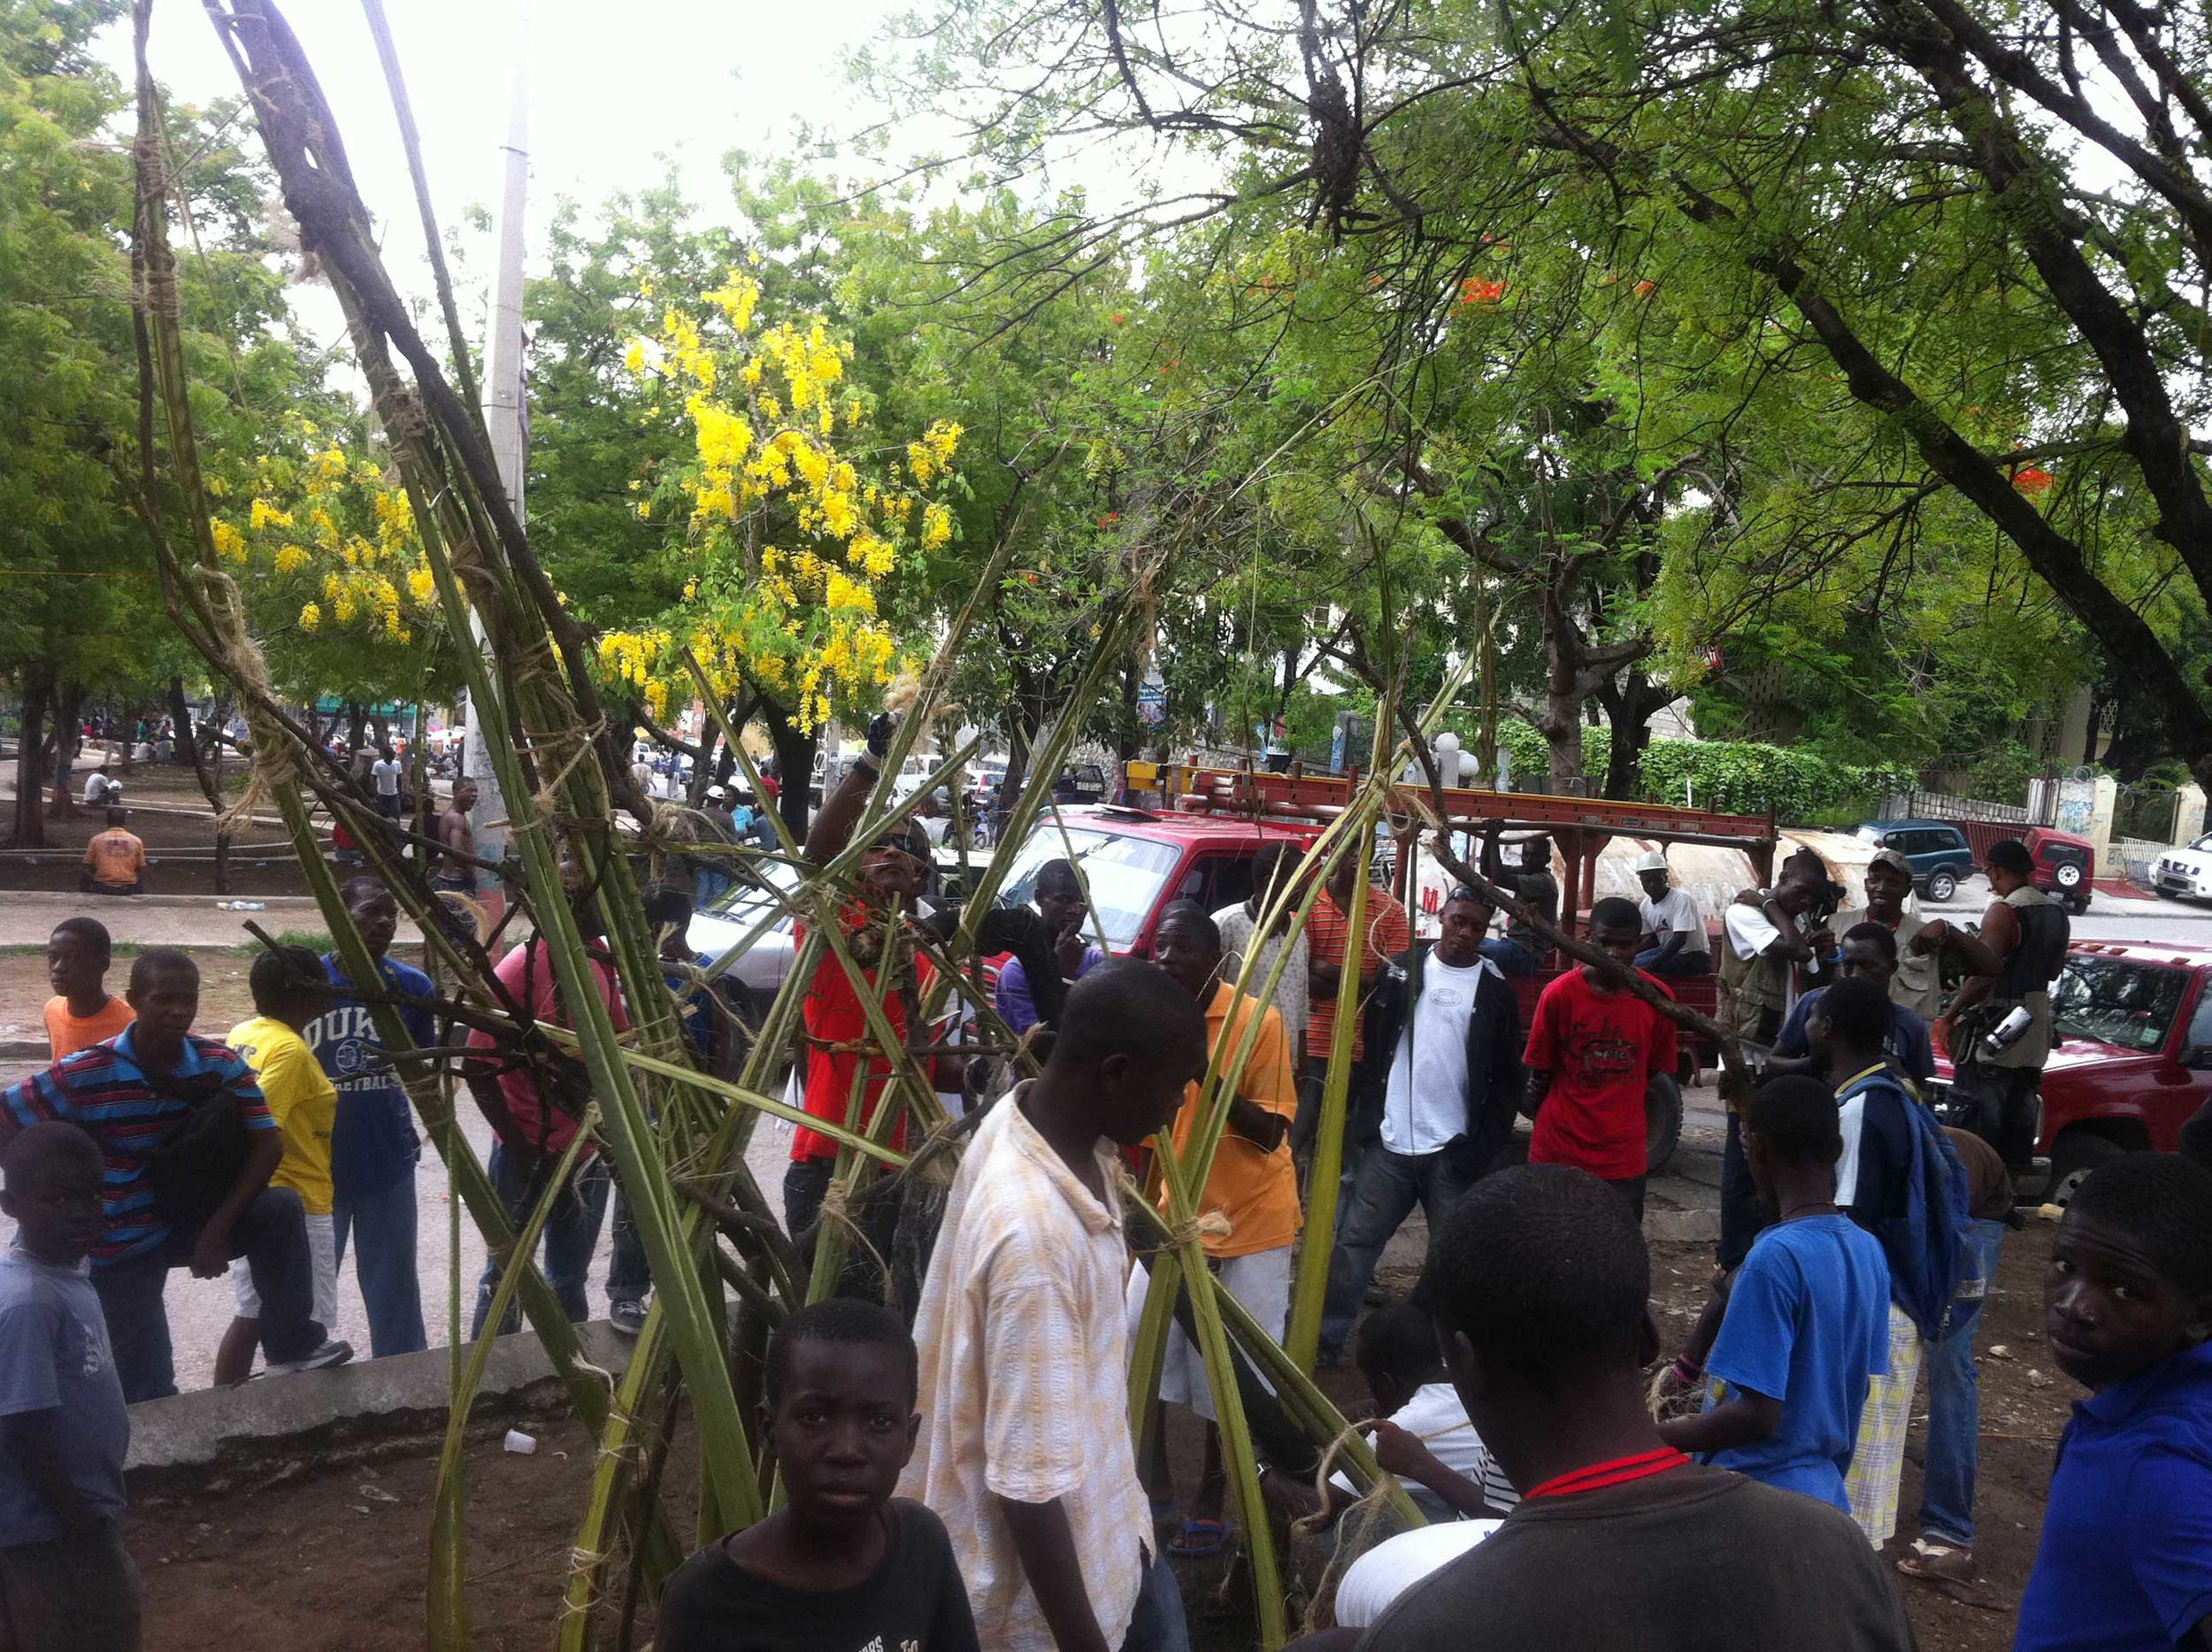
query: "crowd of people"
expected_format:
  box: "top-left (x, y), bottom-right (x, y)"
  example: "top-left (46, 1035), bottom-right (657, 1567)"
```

top-left (4, 713), bottom-right (2209, 1652)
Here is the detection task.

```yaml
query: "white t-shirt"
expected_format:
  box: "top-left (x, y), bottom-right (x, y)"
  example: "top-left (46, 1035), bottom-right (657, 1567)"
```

top-left (1380, 955), bottom-right (1491, 1156)
top-left (81, 772), bottom-right (111, 805)
top-left (371, 758), bottom-right (403, 796)
top-left (1333, 1518), bottom-right (1504, 1629)
top-left (1329, 1381), bottom-right (1519, 1522)
top-left (1640, 886), bottom-right (1710, 956)
top-left (1723, 897), bottom-right (1781, 961)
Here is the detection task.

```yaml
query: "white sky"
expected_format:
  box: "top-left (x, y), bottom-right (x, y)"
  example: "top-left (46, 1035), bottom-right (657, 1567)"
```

top-left (105, 0), bottom-right (916, 343)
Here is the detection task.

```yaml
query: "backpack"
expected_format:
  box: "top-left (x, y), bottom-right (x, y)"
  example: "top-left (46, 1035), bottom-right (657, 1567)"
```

top-left (1838, 1071), bottom-right (1970, 1339)
top-left (140, 1063), bottom-right (253, 1234)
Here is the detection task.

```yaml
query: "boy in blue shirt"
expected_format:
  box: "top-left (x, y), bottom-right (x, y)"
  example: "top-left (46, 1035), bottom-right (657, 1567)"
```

top-left (1658, 1076), bottom-right (1890, 1514)
top-left (0, 1122), bottom-right (139, 1650)
top-left (303, 877), bottom-right (434, 1358)
top-left (2016, 1151), bottom-right (2212, 1652)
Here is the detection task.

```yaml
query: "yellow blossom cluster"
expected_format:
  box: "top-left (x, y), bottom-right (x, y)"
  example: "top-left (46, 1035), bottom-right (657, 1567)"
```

top-left (609, 273), bottom-right (967, 731)
top-left (207, 419), bottom-right (444, 645)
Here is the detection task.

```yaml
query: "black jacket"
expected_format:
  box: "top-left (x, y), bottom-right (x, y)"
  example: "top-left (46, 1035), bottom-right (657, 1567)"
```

top-left (1363, 941), bottom-right (1525, 1172)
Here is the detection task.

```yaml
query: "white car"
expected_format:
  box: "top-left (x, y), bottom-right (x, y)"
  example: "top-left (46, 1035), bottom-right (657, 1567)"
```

top-left (687, 857), bottom-right (806, 1000)
top-left (2155, 834), bottom-right (2212, 901)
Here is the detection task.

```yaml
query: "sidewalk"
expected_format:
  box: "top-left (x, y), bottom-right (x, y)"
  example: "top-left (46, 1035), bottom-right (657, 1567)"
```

top-left (0, 891), bottom-right (425, 949)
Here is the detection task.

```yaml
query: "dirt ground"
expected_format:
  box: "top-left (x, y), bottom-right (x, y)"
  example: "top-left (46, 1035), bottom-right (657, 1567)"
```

top-left (123, 1226), bottom-right (2070, 1651)
top-left (0, 948), bottom-right (261, 1056)
top-left (0, 795), bottom-right (318, 896)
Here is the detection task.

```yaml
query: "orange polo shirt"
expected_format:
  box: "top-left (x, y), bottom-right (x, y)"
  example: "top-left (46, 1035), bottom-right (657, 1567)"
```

top-left (1162, 984), bottom-right (1302, 1257)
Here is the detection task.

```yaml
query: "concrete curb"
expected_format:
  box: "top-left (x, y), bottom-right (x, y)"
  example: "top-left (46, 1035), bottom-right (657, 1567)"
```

top-left (125, 1321), bottom-right (635, 1481)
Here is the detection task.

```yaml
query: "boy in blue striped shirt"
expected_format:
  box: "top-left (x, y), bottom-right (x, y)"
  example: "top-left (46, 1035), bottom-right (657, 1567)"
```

top-left (0, 949), bottom-right (349, 1400)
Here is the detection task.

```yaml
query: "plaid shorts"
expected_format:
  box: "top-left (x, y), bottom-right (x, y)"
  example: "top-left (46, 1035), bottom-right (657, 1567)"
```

top-left (1845, 1302), bottom-right (1924, 1546)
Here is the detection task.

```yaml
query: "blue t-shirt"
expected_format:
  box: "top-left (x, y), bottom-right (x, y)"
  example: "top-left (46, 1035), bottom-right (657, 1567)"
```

top-left (1703, 1214), bottom-right (1892, 1513)
top-left (303, 953), bottom-right (437, 1200)
top-left (2017, 1341), bottom-right (2212, 1651)
top-left (1773, 988), bottom-right (1934, 1088)
top-left (0, 1244), bottom-right (128, 1546)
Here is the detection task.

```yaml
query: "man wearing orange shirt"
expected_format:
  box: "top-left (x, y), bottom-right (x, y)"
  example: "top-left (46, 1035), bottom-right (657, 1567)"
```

top-left (42, 919), bottom-right (134, 1060)
top-left (80, 808), bottom-right (145, 897)
top-left (1134, 903), bottom-right (1302, 1554)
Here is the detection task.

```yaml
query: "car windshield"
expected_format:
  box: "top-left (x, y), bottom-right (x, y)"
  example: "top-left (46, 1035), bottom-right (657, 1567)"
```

top-left (699, 854), bottom-right (803, 921)
top-left (998, 823), bottom-right (1185, 948)
top-left (2051, 956), bottom-right (2187, 1054)
top-left (1855, 824), bottom-right (1887, 844)
top-left (2192, 835), bottom-right (2212, 854)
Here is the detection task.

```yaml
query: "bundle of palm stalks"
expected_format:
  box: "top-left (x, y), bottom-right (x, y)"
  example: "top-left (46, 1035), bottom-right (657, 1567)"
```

top-left (119, 5), bottom-right (1517, 1647)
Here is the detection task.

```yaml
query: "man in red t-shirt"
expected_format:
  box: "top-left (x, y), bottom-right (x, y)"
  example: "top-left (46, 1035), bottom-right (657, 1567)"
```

top-left (785, 726), bottom-right (945, 1241)
top-left (1523, 895), bottom-right (1678, 1220)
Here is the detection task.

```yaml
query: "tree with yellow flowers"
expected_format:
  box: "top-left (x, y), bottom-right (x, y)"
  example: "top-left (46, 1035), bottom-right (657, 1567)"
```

top-left (206, 412), bottom-right (458, 714)
top-left (595, 269), bottom-right (962, 781)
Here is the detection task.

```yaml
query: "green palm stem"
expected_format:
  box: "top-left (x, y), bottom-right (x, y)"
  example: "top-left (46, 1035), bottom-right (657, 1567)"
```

top-left (428, 1116), bottom-right (595, 1648)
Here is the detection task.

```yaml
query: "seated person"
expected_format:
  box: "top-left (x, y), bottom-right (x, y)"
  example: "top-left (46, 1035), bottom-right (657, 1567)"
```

top-left (80, 766), bottom-right (121, 809)
top-left (1632, 852), bottom-right (1712, 977)
top-left (657, 1298), bottom-right (978, 1652)
top-left (1294, 1299), bottom-right (1517, 1527)
top-left (1657, 1077), bottom-right (1891, 1515)
top-left (79, 809), bottom-right (145, 897)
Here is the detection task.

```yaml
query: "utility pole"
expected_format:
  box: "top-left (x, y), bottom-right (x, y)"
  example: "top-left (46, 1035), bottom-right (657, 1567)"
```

top-left (464, 3), bottom-right (528, 917)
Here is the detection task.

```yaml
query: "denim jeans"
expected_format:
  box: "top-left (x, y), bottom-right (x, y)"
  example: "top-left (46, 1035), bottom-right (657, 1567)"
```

top-left (1919, 1218), bottom-right (2007, 1548)
top-left (694, 867), bottom-right (733, 910)
top-left (783, 1156), bottom-right (834, 1241)
top-left (93, 1186), bottom-right (325, 1402)
top-left (1320, 1145), bottom-right (1480, 1356)
top-left (1634, 947), bottom-right (1711, 976)
top-left (333, 1171), bottom-right (426, 1357)
top-left (472, 1144), bottom-right (611, 1338)
top-left (607, 1185), bottom-right (650, 1307)
top-left (1119, 1551), bottom-right (1191, 1652)
top-left (1479, 937), bottom-right (1540, 976)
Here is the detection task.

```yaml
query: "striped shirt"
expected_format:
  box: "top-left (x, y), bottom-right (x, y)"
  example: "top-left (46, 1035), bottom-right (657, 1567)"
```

top-left (4, 1028), bottom-right (273, 1268)
top-left (1306, 884), bottom-right (1410, 1062)
top-left (898, 1085), bottom-right (1150, 1649)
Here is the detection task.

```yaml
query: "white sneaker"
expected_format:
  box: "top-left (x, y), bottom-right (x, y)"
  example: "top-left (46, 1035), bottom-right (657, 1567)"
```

top-left (265, 1339), bottom-right (354, 1376)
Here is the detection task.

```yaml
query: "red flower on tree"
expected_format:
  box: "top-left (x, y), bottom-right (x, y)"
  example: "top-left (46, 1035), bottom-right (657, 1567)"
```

top-left (2012, 465), bottom-right (2054, 496)
top-left (1457, 277), bottom-right (1507, 307)
top-left (1098, 511), bottom-right (1121, 527)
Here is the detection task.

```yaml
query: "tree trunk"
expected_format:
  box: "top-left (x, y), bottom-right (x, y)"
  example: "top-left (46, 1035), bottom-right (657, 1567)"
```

top-left (688, 723), bottom-right (721, 806)
top-left (12, 667), bottom-right (50, 848)
top-left (49, 680), bottom-right (84, 823)
top-left (1595, 668), bottom-right (1665, 801)
top-left (346, 701), bottom-right (366, 751)
top-left (760, 700), bottom-right (817, 840)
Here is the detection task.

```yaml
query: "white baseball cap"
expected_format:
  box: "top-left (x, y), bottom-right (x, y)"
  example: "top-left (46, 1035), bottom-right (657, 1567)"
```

top-left (1633, 849), bottom-right (1669, 873)
top-left (704, 783), bottom-right (728, 801)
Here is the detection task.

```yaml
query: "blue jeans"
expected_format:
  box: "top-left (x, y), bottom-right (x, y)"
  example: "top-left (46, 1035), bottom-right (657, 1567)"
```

top-left (93, 1187), bottom-right (325, 1402)
top-left (607, 1187), bottom-right (650, 1307)
top-left (1120, 1552), bottom-right (1191, 1652)
top-left (334, 1171), bottom-right (426, 1357)
top-left (1320, 1145), bottom-right (1481, 1357)
top-left (472, 1144), bottom-right (611, 1338)
top-left (694, 867), bottom-right (732, 909)
top-left (1634, 947), bottom-right (1711, 976)
top-left (1479, 937), bottom-right (1540, 976)
top-left (1920, 1218), bottom-right (2007, 1548)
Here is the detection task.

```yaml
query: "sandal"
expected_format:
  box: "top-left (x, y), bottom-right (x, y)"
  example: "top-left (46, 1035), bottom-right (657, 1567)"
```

top-left (1898, 1539), bottom-right (1978, 1583)
top-left (1166, 1517), bottom-right (1230, 1558)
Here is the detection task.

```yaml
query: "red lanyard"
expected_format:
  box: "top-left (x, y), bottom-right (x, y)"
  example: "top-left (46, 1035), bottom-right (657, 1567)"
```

top-left (1523, 1447), bottom-right (1689, 1501)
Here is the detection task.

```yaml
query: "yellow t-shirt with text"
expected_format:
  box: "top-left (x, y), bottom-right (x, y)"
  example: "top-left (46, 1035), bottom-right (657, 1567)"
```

top-left (227, 1015), bottom-right (337, 1216)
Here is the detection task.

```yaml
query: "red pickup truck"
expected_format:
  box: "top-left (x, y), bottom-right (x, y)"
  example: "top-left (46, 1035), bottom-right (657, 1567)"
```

top-left (991, 805), bottom-right (1708, 1173)
top-left (1928, 940), bottom-right (2212, 1203)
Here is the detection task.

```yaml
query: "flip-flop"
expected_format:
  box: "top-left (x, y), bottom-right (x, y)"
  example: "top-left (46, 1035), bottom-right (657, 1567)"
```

top-left (1897, 1539), bottom-right (1977, 1583)
top-left (1166, 1517), bottom-right (1230, 1558)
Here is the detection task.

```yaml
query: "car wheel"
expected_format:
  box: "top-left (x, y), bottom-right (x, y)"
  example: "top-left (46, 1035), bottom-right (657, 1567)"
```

top-left (2068, 892), bottom-right (2091, 915)
top-left (1925, 868), bottom-right (1958, 903)
top-left (2047, 1132), bottom-right (2126, 1207)
top-left (1644, 1072), bottom-right (1684, 1178)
